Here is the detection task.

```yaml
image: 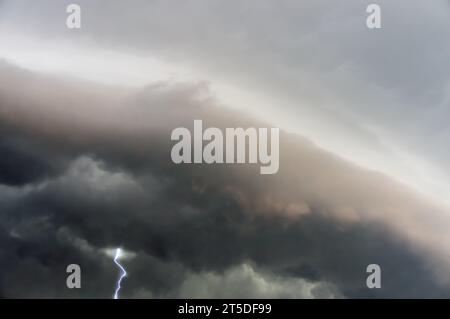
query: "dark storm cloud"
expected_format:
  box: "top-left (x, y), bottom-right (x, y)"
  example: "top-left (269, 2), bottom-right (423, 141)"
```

top-left (0, 132), bottom-right (70, 186)
top-left (1, 64), bottom-right (450, 298)
top-left (2, 0), bottom-right (450, 204)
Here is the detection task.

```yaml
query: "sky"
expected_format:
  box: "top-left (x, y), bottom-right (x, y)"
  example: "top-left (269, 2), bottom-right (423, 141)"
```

top-left (0, 0), bottom-right (450, 298)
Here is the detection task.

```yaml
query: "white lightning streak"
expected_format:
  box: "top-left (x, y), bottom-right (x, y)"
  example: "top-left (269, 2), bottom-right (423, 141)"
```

top-left (113, 248), bottom-right (127, 299)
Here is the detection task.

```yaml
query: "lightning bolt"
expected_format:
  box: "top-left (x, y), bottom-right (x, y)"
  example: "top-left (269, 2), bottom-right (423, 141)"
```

top-left (113, 248), bottom-right (127, 299)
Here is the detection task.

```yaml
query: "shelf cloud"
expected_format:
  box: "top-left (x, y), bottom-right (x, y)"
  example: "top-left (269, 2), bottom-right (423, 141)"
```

top-left (1, 0), bottom-right (450, 298)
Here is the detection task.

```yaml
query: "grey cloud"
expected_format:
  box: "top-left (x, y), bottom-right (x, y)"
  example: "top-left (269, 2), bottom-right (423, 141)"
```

top-left (2, 0), bottom-right (449, 196)
top-left (174, 264), bottom-right (340, 299)
top-left (1, 64), bottom-right (450, 298)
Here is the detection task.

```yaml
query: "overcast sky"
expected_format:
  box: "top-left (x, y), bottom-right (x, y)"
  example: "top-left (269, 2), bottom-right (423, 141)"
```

top-left (1, 0), bottom-right (450, 203)
top-left (1, 0), bottom-right (450, 298)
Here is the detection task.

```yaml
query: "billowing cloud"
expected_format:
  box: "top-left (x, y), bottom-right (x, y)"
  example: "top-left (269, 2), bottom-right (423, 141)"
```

top-left (1, 63), bottom-right (450, 298)
top-left (1, 0), bottom-right (449, 205)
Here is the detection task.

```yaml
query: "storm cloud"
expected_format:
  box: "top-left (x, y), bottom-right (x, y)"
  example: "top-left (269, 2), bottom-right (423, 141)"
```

top-left (1, 62), bottom-right (450, 298)
top-left (1, 0), bottom-right (450, 203)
